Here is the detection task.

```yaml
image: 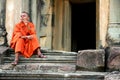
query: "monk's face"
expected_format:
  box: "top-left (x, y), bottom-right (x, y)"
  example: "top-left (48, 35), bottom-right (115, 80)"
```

top-left (20, 13), bottom-right (29, 22)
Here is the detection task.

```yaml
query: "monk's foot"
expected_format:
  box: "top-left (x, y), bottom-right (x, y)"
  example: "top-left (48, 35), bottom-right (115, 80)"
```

top-left (38, 54), bottom-right (47, 58)
top-left (11, 60), bottom-right (18, 66)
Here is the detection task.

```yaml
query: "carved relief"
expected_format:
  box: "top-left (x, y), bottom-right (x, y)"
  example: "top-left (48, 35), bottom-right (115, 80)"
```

top-left (40, 0), bottom-right (53, 27)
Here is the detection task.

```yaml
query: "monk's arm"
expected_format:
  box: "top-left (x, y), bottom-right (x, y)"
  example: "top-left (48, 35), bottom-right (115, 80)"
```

top-left (21, 23), bottom-right (36, 39)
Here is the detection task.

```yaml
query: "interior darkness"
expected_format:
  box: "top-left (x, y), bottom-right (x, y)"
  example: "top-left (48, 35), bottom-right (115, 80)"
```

top-left (71, 2), bottom-right (96, 52)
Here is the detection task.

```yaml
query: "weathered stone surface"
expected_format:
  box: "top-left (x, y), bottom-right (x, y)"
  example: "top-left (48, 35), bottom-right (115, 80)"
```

top-left (1, 48), bottom-right (77, 79)
top-left (77, 49), bottom-right (105, 71)
top-left (107, 47), bottom-right (120, 71)
top-left (0, 46), bottom-right (9, 64)
top-left (0, 71), bottom-right (106, 80)
top-left (0, 46), bottom-right (9, 54)
top-left (104, 71), bottom-right (120, 80)
top-left (0, 64), bottom-right (14, 70)
top-left (0, 63), bottom-right (76, 73)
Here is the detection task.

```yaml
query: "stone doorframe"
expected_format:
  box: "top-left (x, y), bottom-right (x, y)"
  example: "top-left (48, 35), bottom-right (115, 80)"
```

top-left (53, 0), bottom-right (110, 51)
top-left (53, 0), bottom-right (71, 51)
top-left (53, 0), bottom-right (97, 51)
top-left (62, 0), bottom-right (71, 51)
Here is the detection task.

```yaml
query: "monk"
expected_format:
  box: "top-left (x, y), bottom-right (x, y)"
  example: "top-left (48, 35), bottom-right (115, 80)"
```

top-left (10, 11), bottom-right (46, 65)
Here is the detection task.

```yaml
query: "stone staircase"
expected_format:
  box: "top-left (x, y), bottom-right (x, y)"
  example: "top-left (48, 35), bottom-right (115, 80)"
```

top-left (0, 47), bottom-right (106, 80)
top-left (4, 51), bottom-right (77, 64)
top-left (2, 48), bottom-right (77, 72)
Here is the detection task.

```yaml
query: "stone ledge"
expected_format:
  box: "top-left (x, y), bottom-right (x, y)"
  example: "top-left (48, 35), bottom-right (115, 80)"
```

top-left (0, 63), bottom-right (76, 73)
top-left (0, 71), bottom-right (106, 80)
top-left (0, 46), bottom-right (9, 64)
top-left (0, 46), bottom-right (9, 54)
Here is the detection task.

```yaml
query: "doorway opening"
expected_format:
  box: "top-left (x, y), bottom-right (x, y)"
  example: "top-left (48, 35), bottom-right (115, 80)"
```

top-left (71, 2), bottom-right (96, 52)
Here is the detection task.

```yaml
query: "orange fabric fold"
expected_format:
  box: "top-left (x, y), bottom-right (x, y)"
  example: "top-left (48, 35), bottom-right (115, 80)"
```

top-left (10, 21), bottom-right (40, 58)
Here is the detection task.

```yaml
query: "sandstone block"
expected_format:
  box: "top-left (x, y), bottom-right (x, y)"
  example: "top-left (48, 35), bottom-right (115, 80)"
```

top-left (107, 47), bottom-right (120, 71)
top-left (77, 49), bottom-right (105, 71)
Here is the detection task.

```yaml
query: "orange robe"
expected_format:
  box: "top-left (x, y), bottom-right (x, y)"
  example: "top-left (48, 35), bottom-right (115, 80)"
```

top-left (10, 21), bottom-right (40, 58)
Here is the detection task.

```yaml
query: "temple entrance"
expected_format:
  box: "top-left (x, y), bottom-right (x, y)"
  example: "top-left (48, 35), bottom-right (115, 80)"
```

top-left (71, 2), bottom-right (96, 52)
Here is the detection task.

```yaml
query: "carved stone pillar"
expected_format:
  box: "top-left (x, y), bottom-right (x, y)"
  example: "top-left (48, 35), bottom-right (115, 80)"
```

top-left (63, 0), bottom-right (71, 51)
top-left (53, 0), bottom-right (64, 50)
top-left (31, 0), bottom-right (37, 28)
top-left (0, 0), bottom-right (8, 46)
top-left (5, 0), bottom-right (22, 45)
top-left (21, 0), bottom-right (30, 12)
top-left (31, 0), bottom-right (40, 40)
top-left (0, 0), bottom-right (6, 26)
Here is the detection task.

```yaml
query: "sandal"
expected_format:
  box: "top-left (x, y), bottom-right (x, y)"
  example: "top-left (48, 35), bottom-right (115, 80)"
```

top-left (11, 60), bottom-right (18, 66)
top-left (38, 54), bottom-right (47, 58)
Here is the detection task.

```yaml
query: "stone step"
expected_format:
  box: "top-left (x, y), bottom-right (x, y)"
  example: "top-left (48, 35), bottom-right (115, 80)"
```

top-left (0, 63), bottom-right (76, 73)
top-left (6, 54), bottom-right (77, 58)
top-left (3, 54), bottom-right (77, 64)
top-left (0, 70), bottom-right (106, 80)
top-left (4, 59), bottom-right (76, 64)
top-left (4, 56), bottom-right (77, 60)
top-left (3, 51), bottom-right (77, 64)
top-left (7, 52), bottom-right (77, 56)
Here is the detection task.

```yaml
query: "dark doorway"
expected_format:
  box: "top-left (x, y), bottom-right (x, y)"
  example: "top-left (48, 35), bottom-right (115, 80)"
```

top-left (71, 2), bottom-right (96, 52)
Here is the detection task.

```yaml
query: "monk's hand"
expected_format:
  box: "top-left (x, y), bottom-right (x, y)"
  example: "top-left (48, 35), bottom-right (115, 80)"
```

top-left (21, 36), bottom-right (26, 39)
top-left (26, 35), bottom-right (33, 39)
top-left (21, 36), bottom-right (33, 39)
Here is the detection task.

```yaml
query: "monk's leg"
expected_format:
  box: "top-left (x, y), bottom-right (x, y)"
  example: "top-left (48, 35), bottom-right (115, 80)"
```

top-left (37, 48), bottom-right (41, 55)
top-left (15, 52), bottom-right (19, 61)
top-left (11, 52), bottom-right (19, 65)
top-left (30, 35), bottom-right (46, 58)
top-left (12, 38), bottom-right (25, 65)
top-left (37, 48), bottom-right (46, 58)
